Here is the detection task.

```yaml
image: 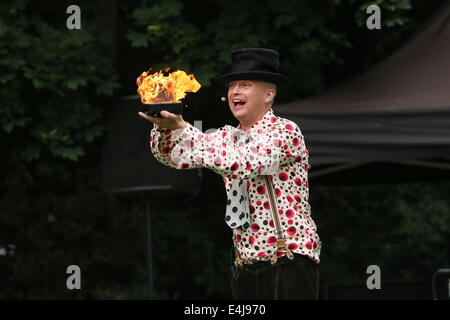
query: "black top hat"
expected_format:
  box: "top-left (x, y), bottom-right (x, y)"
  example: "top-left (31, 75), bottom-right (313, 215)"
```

top-left (217, 48), bottom-right (288, 85)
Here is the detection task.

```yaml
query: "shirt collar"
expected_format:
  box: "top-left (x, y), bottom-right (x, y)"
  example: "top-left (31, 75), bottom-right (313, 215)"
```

top-left (237, 108), bottom-right (276, 135)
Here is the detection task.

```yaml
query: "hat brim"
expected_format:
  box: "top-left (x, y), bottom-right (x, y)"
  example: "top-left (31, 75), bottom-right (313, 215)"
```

top-left (216, 71), bottom-right (288, 86)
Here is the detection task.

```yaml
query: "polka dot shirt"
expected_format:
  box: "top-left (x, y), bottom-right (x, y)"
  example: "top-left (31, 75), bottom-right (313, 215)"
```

top-left (150, 109), bottom-right (321, 264)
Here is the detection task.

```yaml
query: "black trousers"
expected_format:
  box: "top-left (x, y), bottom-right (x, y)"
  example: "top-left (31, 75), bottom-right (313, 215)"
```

top-left (230, 253), bottom-right (319, 300)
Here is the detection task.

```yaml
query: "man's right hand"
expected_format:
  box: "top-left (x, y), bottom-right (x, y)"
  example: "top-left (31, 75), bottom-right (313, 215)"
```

top-left (138, 110), bottom-right (187, 130)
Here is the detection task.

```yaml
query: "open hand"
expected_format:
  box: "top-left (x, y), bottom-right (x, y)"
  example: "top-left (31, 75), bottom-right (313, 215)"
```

top-left (138, 110), bottom-right (187, 130)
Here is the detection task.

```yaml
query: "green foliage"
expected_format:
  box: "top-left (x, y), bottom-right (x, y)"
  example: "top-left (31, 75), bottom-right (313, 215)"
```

top-left (0, 0), bottom-right (119, 161)
top-left (126, 0), bottom-right (352, 93)
top-left (0, 0), bottom-right (120, 299)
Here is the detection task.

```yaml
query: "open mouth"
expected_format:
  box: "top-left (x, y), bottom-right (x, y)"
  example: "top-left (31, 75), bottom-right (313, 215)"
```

top-left (232, 99), bottom-right (247, 109)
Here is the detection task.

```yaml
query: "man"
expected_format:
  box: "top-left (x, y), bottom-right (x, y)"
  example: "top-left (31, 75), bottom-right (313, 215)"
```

top-left (138, 48), bottom-right (321, 299)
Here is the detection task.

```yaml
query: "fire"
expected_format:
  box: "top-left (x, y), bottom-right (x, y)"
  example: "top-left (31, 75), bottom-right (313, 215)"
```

top-left (136, 67), bottom-right (201, 104)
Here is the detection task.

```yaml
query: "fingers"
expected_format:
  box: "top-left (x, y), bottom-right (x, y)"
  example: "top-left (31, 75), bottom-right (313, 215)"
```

top-left (138, 110), bottom-right (174, 121)
top-left (138, 112), bottom-right (158, 122)
top-left (160, 110), bottom-right (176, 119)
top-left (138, 110), bottom-right (184, 130)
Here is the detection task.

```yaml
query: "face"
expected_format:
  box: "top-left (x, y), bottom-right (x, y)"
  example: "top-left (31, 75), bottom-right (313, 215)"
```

top-left (227, 80), bottom-right (275, 122)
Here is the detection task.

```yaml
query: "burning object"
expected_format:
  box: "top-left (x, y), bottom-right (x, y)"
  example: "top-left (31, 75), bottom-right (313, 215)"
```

top-left (136, 68), bottom-right (201, 117)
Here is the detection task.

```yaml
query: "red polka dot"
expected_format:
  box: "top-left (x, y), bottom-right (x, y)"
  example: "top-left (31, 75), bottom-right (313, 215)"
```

top-left (249, 236), bottom-right (255, 245)
top-left (292, 138), bottom-right (299, 146)
top-left (251, 224), bottom-right (260, 232)
top-left (230, 162), bottom-right (239, 171)
top-left (268, 236), bottom-right (277, 246)
top-left (288, 243), bottom-right (298, 251)
top-left (285, 124), bottom-right (294, 131)
top-left (272, 139), bottom-right (282, 147)
top-left (257, 185), bottom-right (266, 194)
top-left (275, 188), bottom-right (282, 197)
top-left (279, 172), bottom-right (288, 181)
top-left (287, 226), bottom-right (296, 235)
top-left (305, 241), bottom-right (313, 250)
top-left (263, 201), bottom-right (270, 210)
top-left (258, 252), bottom-right (267, 257)
top-left (286, 209), bottom-right (295, 218)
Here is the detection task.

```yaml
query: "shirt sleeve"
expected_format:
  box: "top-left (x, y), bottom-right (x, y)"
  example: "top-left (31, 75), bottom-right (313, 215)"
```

top-left (153, 119), bottom-right (308, 180)
top-left (149, 123), bottom-right (193, 169)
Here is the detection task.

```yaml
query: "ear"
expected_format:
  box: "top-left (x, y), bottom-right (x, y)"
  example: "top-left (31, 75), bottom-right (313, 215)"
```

top-left (264, 88), bottom-right (276, 104)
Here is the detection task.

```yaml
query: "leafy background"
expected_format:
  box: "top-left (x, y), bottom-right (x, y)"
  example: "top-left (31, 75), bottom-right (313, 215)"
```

top-left (0, 0), bottom-right (448, 299)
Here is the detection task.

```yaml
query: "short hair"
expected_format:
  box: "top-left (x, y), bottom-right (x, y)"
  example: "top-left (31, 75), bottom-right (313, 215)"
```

top-left (267, 82), bottom-right (277, 90)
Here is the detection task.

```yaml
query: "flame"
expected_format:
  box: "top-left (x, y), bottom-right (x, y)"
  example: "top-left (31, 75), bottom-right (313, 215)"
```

top-left (136, 67), bottom-right (201, 104)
